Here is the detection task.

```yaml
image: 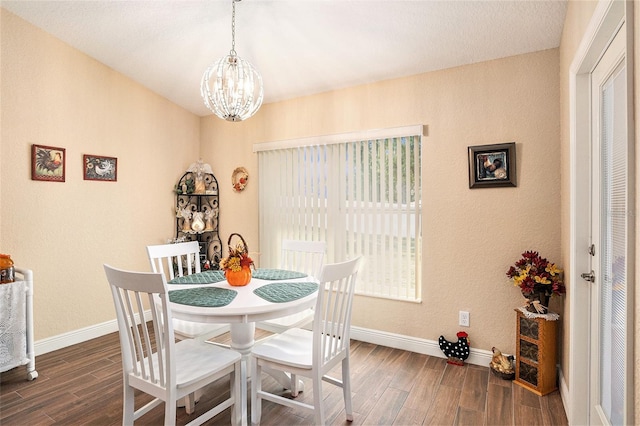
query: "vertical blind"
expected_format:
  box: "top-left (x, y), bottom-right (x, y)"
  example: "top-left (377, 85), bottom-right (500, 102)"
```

top-left (255, 126), bottom-right (423, 301)
top-left (599, 62), bottom-right (627, 426)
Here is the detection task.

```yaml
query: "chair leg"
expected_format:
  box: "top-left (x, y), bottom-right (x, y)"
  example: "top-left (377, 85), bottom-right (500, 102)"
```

top-left (291, 373), bottom-right (299, 397)
top-left (123, 383), bottom-right (135, 424)
top-left (313, 374), bottom-right (325, 425)
top-left (185, 392), bottom-right (196, 415)
top-left (165, 392), bottom-right (177, 426)
top-left (342, 357), bottom-right (354, 422)
top-left (251, 358), bottom-right (262, 425)
top-left (230, 364), bottom-right (243, 426)
top-left (240, 359), bottom-right (248, 425)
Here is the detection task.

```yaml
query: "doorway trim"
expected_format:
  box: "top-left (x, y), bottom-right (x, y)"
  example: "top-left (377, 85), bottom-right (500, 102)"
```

top-left (568, 0), bottom-right (633, 424)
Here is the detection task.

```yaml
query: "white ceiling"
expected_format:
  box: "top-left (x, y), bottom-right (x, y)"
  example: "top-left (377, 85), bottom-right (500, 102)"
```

top-left (1, 0), bottom-right (568, 117)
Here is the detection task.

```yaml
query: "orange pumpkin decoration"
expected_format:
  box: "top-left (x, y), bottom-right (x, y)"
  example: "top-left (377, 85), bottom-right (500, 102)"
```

top-left (225, 265), bottom-right (252, 287)
top-left (220, 233), bottom-right (254, 286)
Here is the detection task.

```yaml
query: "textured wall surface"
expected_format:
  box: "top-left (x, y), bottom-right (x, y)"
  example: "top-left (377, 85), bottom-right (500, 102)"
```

top-left (1, 10), bottom-right (200, 339)
top-left (201, 48), bottom-right (561, 354)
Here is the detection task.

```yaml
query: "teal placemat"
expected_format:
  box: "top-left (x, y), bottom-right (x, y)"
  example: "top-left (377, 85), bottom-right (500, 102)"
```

top-left (253, 282), bottom-right (318, 303)
top-left (169, 287), bottom-right (237, 307)
top-left (252, 269), bottom-right (307, 280)
top-left (168, 270), bottom-right (225, 285)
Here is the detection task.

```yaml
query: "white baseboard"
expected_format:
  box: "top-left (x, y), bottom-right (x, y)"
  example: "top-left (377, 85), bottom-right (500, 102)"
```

top-left (35, 318), bottom-right (120, 356)
top-left (558, 367), bottom-right (570, 422)
top-left (36, 321), bottom-right (494, 367)
top-left (350, 326), bottom-right (493, 367)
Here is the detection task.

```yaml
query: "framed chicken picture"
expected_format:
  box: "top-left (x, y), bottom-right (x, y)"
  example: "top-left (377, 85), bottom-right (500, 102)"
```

top-left (468, 142), bottom-right (517, 188)
top-left (83, 154), bottom-right (117, 182)
top-left (31, 144), bottom-right (66, 182)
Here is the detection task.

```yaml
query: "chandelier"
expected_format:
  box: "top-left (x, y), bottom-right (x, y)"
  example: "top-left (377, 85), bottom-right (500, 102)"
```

top-left (201, 0), bottom-right (263, 122)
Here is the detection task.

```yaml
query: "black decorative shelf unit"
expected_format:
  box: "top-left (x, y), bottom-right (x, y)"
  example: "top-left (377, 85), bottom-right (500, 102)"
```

top-left (175, 168), bottom-right (222, 269)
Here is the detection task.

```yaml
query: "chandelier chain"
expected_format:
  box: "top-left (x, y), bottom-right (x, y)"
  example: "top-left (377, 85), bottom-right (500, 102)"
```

top-left (230, 0), bottom-right (236, 56)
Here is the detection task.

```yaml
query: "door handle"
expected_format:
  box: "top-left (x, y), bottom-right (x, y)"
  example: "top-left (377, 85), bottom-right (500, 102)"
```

top-left (581, 271), bottom-right (595, 282)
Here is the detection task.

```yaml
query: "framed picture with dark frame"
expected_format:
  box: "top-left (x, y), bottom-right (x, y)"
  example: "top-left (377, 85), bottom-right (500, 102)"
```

top-left (83, 154), bottom-right (117, 181)
top-left (31, 144), bottom-right (66, 182)
top-left (468, 142), bottom-right (516, 188)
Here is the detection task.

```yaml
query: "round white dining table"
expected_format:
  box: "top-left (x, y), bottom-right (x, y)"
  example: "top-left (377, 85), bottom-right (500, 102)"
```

top-left (167, 270), bottom-right (317, 351)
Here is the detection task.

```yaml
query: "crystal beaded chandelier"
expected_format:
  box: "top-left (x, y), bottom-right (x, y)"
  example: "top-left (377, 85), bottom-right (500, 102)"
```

top-left (201, 0), bottom-right (263, 121)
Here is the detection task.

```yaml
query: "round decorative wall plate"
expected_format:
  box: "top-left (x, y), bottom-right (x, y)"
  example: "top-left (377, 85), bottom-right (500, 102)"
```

top-left (232, 167), bottom-right (249, 192)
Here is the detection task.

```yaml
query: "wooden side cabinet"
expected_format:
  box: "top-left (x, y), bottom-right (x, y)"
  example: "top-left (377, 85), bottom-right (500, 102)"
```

top-left (514, 309), bottom-right (557, 395)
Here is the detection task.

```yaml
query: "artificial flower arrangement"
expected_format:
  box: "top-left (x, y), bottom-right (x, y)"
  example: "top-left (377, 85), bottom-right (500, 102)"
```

top-left (219, 233), bottom-right (254, 286)
top-left (506, 250), bottom-right (566, 313)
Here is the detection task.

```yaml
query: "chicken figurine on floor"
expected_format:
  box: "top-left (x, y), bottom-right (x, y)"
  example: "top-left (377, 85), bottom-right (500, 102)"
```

top-left (490, 347), bottom-right (515, 379)
top-left (438, 331), bottom-right (470, 365)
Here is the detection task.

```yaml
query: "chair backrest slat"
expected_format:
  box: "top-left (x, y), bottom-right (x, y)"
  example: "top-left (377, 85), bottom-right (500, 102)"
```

top-left (147, 241), bottom-right (202, 280)
top-left (313, 257), bottom-right (361, 365)
top-left (114, 286), bottom-right (139, 374)
top-left (281, 240), bottom-right (326, 279)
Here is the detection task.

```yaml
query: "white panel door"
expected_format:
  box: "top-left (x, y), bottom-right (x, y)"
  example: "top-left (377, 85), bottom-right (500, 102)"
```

top-left (588, 22), bottom-right (632, 426)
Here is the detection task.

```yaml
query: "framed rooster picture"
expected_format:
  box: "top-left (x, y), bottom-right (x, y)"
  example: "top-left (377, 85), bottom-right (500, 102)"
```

top-left (32, 144), bottom-right (66, 182)
top-left (468, 142), bottom-right (517, 188)
top-left (83, 154), bottom-right (117, 182)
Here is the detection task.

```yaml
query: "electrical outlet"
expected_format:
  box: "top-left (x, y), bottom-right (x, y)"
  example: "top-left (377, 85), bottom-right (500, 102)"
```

top-left (459, 311), bottom-right (470, 327)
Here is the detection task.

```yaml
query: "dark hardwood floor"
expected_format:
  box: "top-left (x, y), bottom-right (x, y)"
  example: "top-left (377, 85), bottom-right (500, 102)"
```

top-left (0, 330), bottom-right (568, 425)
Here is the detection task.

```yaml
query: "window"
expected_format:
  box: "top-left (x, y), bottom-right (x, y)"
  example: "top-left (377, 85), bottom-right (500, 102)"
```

top-left (255, 125), bottom-right (423, 301)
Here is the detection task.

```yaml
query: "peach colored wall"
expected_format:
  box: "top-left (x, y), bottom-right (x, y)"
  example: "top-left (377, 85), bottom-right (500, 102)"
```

top-left (636, 3), bottom-right (639, 417)
top-left (0, 10), bottom-right (200, 339)
top-left (636, 4), bottom-right (639, 419)
top-left (201, 48), bottom-right (561, 354)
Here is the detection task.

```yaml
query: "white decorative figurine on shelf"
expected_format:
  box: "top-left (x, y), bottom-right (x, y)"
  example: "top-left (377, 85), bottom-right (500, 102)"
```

top-left (177, 208), bottom-right (192, 233)
top-left (191, 211), bottom-right (205, 232)
top-left (188, 159), bottom-right (214, 195)
top-left (204, 209), bottom-right (216, 232)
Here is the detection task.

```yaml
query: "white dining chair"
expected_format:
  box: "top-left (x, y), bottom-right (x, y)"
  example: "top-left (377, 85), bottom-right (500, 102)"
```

top-left (255, 239), bottom-right (326, 334)
top-left (103, 264), bottom-right (243, 426)
top-left (250, 256), bottom-right (361, 426)
top-left (146, 241), bottom-right (230, 341)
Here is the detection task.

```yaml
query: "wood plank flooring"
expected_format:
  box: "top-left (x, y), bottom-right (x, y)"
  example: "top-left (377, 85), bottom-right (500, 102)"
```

top-left (0, 330), bottom-right (568, 425)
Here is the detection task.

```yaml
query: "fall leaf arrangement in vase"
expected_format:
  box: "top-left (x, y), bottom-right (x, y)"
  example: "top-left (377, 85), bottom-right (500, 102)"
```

top-left (506, 250), bottom-right (566, 314)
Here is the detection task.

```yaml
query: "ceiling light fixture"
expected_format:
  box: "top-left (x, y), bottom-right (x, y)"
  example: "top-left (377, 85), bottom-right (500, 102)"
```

top-left (201, 0), bottom-right (263, 121)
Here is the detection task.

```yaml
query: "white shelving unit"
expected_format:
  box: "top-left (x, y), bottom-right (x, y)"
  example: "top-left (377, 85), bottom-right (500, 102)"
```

top-left (0, 267), bottom-right (38, 380)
